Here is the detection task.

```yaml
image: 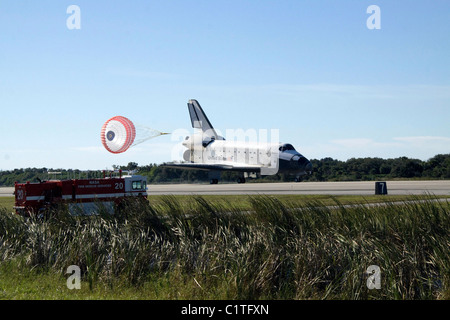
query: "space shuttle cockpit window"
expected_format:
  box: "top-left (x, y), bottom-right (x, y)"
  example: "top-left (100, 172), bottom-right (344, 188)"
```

top-left (279, 144), bottom-right (296, 152)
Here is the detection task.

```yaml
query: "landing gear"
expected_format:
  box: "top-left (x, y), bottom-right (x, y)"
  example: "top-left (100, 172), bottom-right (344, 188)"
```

top-left (237, 177), bottom-right (246, 184)
top-left (208, 171), bottom-right (220, 184)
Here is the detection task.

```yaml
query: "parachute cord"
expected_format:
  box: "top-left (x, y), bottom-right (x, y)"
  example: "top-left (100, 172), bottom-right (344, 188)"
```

top-left (131, 124), bottom-right (170, 147)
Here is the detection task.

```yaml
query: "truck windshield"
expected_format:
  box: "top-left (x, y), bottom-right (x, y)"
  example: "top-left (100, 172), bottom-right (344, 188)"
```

top-left (132, 181), bottom-right (142, 190)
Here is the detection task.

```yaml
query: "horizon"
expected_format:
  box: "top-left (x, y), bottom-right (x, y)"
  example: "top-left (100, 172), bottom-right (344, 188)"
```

top-left (1, 153), bottom-right (448, 172)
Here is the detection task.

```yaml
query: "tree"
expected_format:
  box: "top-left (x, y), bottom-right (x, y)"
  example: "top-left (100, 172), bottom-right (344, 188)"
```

top-left (391, 157), bottom-right (423, 178)
top-left (124, 162), bottom-right (139, 171)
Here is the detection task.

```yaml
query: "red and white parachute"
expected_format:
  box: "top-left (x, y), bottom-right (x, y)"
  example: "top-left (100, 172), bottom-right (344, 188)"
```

top-left (101, 116), bottom-right (136, 154)
top-left (101, 116), bottom-right (169, 154)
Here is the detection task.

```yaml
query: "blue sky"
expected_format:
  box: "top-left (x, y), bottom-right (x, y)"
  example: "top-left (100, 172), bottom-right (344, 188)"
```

top-left (1, 0), bottom-right (449, 170)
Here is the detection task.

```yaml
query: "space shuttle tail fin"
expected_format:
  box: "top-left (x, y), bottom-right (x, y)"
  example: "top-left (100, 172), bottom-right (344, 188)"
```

top-left (188, 99), bottom-right (219, 139)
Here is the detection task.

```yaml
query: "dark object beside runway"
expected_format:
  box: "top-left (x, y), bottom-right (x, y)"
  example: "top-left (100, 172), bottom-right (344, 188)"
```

top-left (375, 181), bottom-right (388, 195)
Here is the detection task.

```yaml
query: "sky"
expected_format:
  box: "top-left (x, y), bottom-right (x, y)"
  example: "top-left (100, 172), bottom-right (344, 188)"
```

top-left (0, 0), bottom-right (449, 170)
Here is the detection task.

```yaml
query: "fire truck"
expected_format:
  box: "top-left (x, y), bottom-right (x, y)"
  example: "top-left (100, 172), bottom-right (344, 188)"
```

top-left (13, 171), bottom-right (148, 217)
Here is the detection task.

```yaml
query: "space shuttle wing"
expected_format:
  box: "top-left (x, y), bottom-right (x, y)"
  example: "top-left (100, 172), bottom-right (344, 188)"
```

top-left (163, 162), bottom-right (263, 173)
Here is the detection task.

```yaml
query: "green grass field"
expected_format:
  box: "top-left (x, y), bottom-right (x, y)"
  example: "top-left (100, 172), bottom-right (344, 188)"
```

top-left (2, 194), bottom-right (449, 212)
top-left (0, 194), bottom-right (449, 300)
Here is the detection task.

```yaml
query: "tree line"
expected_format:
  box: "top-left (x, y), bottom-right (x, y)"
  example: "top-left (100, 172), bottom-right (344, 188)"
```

top-left (1, 154), bottom-right (449, 186)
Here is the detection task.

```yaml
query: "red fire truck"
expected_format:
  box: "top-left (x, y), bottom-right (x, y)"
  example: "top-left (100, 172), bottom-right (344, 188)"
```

top-left (14, 171), bottom-right (148, 217)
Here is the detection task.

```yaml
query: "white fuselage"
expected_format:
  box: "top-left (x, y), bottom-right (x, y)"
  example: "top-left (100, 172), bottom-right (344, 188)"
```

top-left (183, 134), bottom-right (278, 168)
top-left (180, 132), bottom-right (312, 178)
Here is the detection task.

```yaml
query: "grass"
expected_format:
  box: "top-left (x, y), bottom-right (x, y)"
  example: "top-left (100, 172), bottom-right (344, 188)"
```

top-left (2, 194), bottom-right (449, 213)
top-left (0, 260), bottom-right (218, 299)
top-left (0, 194), bottom-right (449, 300)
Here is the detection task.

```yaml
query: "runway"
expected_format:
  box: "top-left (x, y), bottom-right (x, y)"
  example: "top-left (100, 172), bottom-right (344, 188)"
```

top-left (1, 180), bottom-right (449, 197)
top-left (144, 180), bottom-right (450, 196)
top-left (0, 188), bottom-right (14, 197)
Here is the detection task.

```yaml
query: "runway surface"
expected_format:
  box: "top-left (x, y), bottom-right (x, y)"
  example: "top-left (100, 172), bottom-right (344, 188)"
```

top-left (0, 187), bottom-right (14, 197)
top-left (1, 180), bottom-right (449, 197)
top-left (145, 180), bottom-right (450, 196)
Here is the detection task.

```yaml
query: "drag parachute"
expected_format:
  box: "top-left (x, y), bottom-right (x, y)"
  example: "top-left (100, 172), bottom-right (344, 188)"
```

top-left (101, 116), bottom-right (170, 154)
top-left (101, 116), bottom-right (136, 154)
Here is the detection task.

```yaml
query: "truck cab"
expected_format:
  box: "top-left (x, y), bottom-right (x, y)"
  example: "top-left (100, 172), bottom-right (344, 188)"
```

top-left (123, 174), bottom-right (148, 196)
top-left (13, 171), bottom-right (148, 217)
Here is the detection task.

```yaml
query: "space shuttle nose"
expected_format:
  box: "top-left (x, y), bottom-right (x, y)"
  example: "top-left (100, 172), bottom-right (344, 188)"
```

top-left (305, 161), bottom-right (313, 173)
top-left (295, 156), bottom-right (312, 172)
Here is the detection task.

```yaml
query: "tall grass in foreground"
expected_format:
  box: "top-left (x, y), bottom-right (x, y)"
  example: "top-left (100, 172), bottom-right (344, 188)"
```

top-left (0, 195), bottom-right (449, 299)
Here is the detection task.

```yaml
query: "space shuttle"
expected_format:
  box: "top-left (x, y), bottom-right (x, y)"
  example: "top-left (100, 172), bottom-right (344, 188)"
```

top-left (163, 99), bottom-right (312, 184)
